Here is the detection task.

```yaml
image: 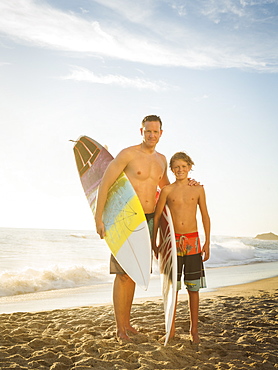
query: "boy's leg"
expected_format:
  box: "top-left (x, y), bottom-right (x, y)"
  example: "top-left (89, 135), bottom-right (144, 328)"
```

top-left (188, 290), bottom-right (200, 343)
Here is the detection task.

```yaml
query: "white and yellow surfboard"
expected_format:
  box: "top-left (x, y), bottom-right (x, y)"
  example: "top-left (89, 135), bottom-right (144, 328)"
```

top-left (73, 136), bottom-right (151, 290)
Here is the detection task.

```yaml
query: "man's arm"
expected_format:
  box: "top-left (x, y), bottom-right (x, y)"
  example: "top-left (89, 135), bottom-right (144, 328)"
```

top-left (95, 149), bottom-right (131, 238)
top-left (158, 156), bottom-right (170, 190)
top-left (198, 187), bottom-right (211, 261)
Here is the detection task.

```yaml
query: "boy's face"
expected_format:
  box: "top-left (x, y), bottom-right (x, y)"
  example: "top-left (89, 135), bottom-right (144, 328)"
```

top-left (171, 159), bottom-right (191, 180)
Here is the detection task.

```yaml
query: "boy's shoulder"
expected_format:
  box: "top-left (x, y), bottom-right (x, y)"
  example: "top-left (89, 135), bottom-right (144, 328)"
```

top-left (187, 184), bottom-right (204, 193)
top-left (169, 182), bottom-right (204, 193)
top-left (161, 183), bottom-right (175, 194)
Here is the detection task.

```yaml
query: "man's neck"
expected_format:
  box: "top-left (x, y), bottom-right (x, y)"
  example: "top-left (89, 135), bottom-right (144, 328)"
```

top-left (140, 142), bottom-right (156, 154)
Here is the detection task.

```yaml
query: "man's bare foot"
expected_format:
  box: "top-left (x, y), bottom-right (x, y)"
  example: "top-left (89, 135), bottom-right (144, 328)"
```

top-left (116, 331), bottom-right (132, 343)
top-left (126, 325), bottom-right (139, 335)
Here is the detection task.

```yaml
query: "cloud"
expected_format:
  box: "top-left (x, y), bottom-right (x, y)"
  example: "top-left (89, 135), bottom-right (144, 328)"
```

top-left (62, 66), bottom-right (170, 91)
top-left (92, 0), bottom-right (155, 23)
top-left (0, 0), bottom-right (277, 72)
top-left (193, 94), bottom-right (209, 102)
top-left (0, 0), bottom-right (115, 53)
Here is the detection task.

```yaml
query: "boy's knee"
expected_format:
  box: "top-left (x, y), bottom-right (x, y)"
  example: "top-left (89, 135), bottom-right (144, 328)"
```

top-left (185, 280), bottom-right (201, 292)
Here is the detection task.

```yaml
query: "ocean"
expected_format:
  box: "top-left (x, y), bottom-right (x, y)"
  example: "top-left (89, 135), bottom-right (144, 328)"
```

top-left (0, 228), bottom-right (278, 313)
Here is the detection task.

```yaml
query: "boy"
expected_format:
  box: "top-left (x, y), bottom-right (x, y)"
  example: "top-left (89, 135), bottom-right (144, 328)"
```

top-left (152, 152), bottom-right (210, 347)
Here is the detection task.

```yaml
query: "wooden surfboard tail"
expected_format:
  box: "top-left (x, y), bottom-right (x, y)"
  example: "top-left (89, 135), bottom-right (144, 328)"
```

top-left (159, 205), bottom-right (177, 345)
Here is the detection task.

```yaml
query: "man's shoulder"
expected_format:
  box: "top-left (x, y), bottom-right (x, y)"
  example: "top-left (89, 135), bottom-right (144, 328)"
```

top-left (155, 150), bottom-right (167, 162)
top-left (117, 145), bottom-right (139, 157)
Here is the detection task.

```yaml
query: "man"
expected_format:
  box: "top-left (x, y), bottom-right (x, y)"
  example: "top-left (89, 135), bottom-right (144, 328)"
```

top-left (95, 115), bottom-right (168, 341)
top-left (95, 115), bottom-right (197, 341)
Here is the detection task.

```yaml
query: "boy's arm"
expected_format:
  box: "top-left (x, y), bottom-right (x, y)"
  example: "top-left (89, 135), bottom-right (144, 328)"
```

top-left (152, 188), bottom-right (168, 258)
top-left (198, 187), bottom-right (211, 261)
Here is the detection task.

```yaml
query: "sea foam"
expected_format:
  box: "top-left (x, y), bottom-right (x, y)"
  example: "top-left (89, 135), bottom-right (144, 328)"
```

top-left (0, 265), bottom-right (110, 297)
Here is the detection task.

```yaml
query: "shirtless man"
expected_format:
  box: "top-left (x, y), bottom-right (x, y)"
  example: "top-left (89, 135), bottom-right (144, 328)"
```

top-left (95, 115), bottom-right (170, 341)
top-left (152, 152), bottom-right (210, 346)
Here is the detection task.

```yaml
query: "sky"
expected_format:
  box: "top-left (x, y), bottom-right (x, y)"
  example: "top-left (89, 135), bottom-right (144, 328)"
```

top-left (0, 0), bottom-right (278, 237)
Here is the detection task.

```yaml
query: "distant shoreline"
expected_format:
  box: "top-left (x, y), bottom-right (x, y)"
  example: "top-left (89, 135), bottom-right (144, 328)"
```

top-left (255, 232), bottom-right (278, 240)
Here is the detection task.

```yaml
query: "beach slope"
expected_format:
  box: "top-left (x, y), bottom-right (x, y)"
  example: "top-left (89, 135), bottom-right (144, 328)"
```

top-left (0, 277), bottom-right (277, 370)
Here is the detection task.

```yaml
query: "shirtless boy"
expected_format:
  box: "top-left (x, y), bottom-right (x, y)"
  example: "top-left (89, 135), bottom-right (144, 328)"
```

top-left (95, 115), bottom-right (170, 341)
top-left (152, 152), bottom-right (210, 346)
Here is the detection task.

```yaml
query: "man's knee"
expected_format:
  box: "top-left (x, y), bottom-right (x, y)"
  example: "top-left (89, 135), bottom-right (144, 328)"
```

top-left (115, 273), bottom-right (132, 283)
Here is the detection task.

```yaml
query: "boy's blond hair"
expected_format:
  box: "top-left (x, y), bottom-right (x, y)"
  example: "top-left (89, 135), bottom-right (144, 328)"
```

top-left (169, 152), bottom-right (195, 169)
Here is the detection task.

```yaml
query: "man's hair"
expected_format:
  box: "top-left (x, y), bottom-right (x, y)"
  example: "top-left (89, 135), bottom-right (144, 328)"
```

top-left (170, 152), bottom-right (195, 169)
top-left (141, 115), bottom-right (162, 129)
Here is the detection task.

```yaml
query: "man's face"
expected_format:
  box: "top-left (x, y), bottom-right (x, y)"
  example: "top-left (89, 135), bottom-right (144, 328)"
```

top-left (140, 120), bottom-right (163, 148)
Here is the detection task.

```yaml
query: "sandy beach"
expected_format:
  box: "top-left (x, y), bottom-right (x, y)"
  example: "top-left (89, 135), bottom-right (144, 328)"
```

top-left (0, 277), bottom-right (277, 370)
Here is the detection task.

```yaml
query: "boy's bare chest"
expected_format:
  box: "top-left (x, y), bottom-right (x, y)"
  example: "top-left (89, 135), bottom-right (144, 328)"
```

top-left (168, 186), bottom-right (199, 206)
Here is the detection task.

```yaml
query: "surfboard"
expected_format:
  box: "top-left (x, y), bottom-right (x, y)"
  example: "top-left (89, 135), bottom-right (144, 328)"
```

top-left (73, 136), bottom-right (152, 290)
top-left (158, 204), bottom-right (177, 345)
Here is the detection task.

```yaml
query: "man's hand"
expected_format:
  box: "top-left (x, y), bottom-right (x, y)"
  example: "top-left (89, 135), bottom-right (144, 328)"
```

top-left (96, 220), bottom-right (106, 239)
top-left (188, 178), bottom-right (202, 186)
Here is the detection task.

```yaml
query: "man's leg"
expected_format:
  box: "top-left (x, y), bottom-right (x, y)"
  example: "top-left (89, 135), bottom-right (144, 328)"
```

top-left (113, 273), bottom-right (136, 340)
top-left (188, 290), bottom-right (200, 343)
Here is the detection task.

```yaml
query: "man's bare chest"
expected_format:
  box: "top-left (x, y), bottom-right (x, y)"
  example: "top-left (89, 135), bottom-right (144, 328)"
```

top-left (126, 156), bottom-right (164, 181)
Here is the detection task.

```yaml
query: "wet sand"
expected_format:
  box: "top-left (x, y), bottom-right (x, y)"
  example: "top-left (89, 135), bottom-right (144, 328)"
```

top-left (0, 277), bottom-right (277, 369)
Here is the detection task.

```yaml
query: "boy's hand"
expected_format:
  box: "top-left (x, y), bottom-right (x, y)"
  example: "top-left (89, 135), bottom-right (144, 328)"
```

top-left (201, 243), bottom-right (210, 261)
top-left (152, 244), bottom-right (159, 259)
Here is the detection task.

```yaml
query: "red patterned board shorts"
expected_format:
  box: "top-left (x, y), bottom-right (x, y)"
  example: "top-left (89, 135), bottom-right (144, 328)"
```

top-left (176, 232), bottom-right (206, 291)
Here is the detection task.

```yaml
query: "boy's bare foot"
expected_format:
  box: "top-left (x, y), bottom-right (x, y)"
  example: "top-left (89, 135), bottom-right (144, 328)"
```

top-left (190, 339), bottom-right (199, 351)
top-left (189, 332), bottom-right (200, 351)
top-left (190, 331), bottom-right (200, 344)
